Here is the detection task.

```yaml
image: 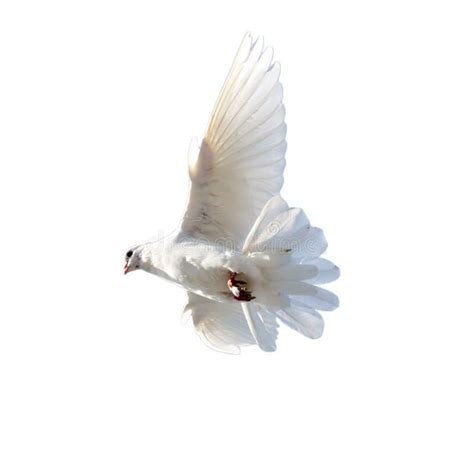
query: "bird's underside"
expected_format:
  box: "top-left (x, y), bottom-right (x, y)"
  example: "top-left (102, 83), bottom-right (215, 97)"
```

top-left (125, 33), bottom-right (340, 353)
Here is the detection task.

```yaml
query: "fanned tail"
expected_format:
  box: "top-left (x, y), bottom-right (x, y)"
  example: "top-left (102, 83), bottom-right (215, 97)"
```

top-left (243, 196), bottom-right (340, 342)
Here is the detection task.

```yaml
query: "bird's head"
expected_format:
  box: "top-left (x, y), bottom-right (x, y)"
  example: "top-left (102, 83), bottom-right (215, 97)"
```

top-left (123, 246), bottom-right (141, 275)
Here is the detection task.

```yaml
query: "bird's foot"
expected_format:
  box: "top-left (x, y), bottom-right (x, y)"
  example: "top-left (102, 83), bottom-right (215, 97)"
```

top-left (227, 272), bottom-right (255, 301)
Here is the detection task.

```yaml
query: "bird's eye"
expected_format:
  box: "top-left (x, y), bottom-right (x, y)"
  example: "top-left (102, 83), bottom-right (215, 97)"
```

top-left (126, 250), bottom-right (133, 258)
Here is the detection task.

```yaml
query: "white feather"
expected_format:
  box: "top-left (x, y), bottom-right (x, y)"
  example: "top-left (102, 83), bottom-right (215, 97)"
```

top-left (184, 292), bottom-right (278, 354)
top-left (277, 308), bottom-right (324, 339)
top-left (182, 33), bottom-right (286, 247)
top-left (127, 34), bottom-right (339, 354)
top-left (184, 292), bottom-right (254, 354)
top-left (241, 302), bottom-right (277, 352)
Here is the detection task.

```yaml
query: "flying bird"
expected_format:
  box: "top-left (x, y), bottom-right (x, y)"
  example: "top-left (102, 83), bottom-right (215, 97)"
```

top-left (124, 34), bottom-right (339, 353)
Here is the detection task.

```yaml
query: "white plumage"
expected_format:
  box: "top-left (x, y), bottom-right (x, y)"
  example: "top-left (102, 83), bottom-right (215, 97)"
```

top-left (124, 33), bottom-right (339, 353)
top-left (184, 34), bottom-right (286, 245)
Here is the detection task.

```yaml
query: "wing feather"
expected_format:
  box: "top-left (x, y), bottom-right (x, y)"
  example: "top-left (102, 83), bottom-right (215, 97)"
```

top-left (184, 292), bottom-right (278, 354)
top-left (182, 33), bottom-right (286, 248)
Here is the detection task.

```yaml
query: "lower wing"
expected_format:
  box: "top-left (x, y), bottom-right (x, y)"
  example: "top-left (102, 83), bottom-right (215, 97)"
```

top-left (183, 292), bottom-right (278, 354)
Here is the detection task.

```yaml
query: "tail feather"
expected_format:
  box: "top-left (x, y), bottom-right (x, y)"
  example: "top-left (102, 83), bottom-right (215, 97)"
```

top-left (304, 257), bottom-right (341, 284)
top-left (271, 281), bottom-right (339, 311)
top-left (272, 263), bottom-right (319, 281)
top-left (241, 302), bottom-right (277, 352)
top-left (244, 196), bottom-right (339, 343)
top-left (277, 308), bottom-right (324, 339)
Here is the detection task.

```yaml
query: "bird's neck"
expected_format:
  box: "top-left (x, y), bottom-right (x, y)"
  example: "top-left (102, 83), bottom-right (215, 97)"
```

top-left (139, 241), bottom-right (171, 281)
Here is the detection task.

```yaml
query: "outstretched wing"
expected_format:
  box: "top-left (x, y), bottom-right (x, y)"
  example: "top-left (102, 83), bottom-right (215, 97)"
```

top-left (182, 33), bottom-right (286, 248)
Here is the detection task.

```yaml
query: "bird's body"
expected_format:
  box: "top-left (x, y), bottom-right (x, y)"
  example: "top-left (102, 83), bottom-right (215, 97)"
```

top-left (125, 34), bottom-right (340, 353)
top-left (136, 230), bottom-right (247, 303)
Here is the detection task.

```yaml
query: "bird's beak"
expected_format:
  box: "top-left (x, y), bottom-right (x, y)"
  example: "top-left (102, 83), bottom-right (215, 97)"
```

top-left (123, 263), bottom-right (129, 275)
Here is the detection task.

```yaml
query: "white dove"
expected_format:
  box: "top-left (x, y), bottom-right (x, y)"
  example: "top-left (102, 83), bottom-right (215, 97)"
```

top-left (124, 33), bottom-right (340, 353)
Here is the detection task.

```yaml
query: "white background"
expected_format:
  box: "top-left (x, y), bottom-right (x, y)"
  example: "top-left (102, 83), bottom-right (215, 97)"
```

top-left (1, 1), bottom-right (473, 473)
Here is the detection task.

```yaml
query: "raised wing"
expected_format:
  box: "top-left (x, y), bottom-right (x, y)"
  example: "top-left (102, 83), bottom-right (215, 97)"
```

top-left (182, 34), bottom-right (286, 248)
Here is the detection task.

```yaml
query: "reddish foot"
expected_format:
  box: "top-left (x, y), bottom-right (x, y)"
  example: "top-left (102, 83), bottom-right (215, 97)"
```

top-left (227, 272), bottom-right (255, 301)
